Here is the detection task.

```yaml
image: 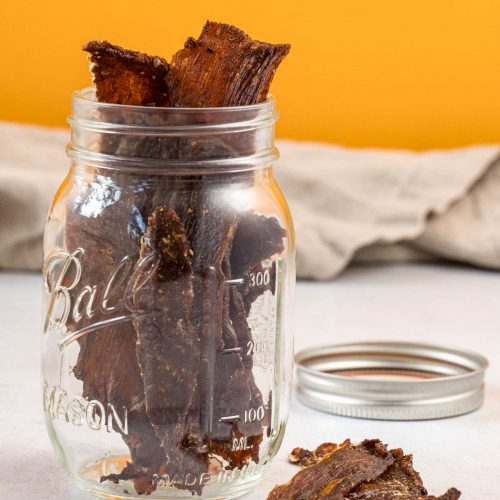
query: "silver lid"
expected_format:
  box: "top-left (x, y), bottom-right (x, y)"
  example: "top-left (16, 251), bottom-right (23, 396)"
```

top-left (295, 341), bottom-right (488, 420)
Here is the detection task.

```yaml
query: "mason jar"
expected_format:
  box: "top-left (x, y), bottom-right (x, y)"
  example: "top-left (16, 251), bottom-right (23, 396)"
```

top-left (42, 87), bottom-right (295, 499)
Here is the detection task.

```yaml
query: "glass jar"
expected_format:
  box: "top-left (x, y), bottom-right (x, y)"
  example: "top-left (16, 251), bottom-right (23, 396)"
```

top-left (42, 87), bottom-right (295, 499)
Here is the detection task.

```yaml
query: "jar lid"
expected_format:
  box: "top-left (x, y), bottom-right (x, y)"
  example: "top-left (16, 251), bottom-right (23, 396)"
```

top-left (295, 341), bottom-right (488, 420)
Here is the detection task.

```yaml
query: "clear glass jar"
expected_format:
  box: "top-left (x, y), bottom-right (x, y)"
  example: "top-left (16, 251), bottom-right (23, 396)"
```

top-left (42, 88), bottom-right (295, 500)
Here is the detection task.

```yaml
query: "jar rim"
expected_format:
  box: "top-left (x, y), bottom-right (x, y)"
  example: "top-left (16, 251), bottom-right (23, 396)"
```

top-left (67, 87), bottom-right (279, 172)
top-left (72, 86), bottom-right (276, 114)
top-left (69, 87), bottom-right (278, 133)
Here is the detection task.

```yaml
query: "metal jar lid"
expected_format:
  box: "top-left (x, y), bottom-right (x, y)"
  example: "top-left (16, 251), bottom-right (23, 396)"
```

top-left (295, 341), bottom-right (488, 420)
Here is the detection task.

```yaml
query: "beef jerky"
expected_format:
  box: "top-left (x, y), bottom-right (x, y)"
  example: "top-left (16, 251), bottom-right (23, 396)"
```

top-left (83, 40), bottom-right (173, 159)
top-left (287, 442), bottom-right (462, 500)
top-left (231, 213), bottom-right (286, 276)
top-left (168, 21), bottom-right (290, 107)
top-left (230, 212), bottom-right (286, 315)
top-left (289, 442), bottom-right (339, 468)
top-left (130, 206), bottom-right (207, 492)
top-left (76, 22), bottom-right (290, 495)
top-left (146, 181), bottom-right (247, 463)
top-left (83, 40), bottom-right (170, 106)
top-left (222, 211), bottom-right (286, 457)
top-left (347, 448), bottom-right (426, 499)
top-left (65, 187), bottom-right (166, 495)
top-left (70, 43), bottom-right (175, 493)
top-left (149, 182), bottom-right (271, 471)
top-left (347, 449), bottom-right (461, 500)
top-left (208, 251), bottom-right (263, 468)
top-left (425, 490), bottom-right (461, 500)
top-left (267, 440), bottom-right (394, 500)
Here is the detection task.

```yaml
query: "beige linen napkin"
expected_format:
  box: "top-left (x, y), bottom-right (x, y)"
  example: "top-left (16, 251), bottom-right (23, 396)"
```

top-left (275, 141), bottom-right (500, 279)
top-left (0, 122), bottom-right (68, 271)
top-left (1, 121), bottom-right (499, 278)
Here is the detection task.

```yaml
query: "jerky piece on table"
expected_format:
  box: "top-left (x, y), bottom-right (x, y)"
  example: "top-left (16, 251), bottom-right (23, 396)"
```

top-left (287, 442), bottom-right (461, 500)
top-left (347, 448), bottom-right (426, 499)
top-left (289, 442), bottom-right (340, 468)
top-left (131, 206), bottom-right (207, 493)
top-left (426, 490), bottom-right (461, 500)
top-left (347, 448), bottom-right (461, 500)
top-left (83, 40), bottom-right (170, 106)
top-left (267, 439), bottom-right (394, 500)
top-left (168, 21), bottom-right (290, 107)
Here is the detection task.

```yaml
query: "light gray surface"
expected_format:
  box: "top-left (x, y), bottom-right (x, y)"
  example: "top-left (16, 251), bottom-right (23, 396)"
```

top-left (1, 263), bottom-right (499, 499)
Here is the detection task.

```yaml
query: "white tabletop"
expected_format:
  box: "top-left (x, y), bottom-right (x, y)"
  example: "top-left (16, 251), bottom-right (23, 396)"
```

top-left (1, 263), bottom-right (499, 499)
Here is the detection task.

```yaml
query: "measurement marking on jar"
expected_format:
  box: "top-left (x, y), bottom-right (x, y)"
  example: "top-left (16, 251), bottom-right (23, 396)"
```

top-left (224, 278), bottom-right (245, 286)
top-left (232, 436), bottom-right (252, 451)
top-left (244, 405), bottom-right (266, 423)
top-left (249, 270), bottom-right (270, 288)
top-left (219, 405), bottom-right (267, 425)
top-left (219, 414), bottom-right (241, 423)
top-left (220, 347), bottom-right (243, 354)
top-left (246, 339), bottom-right (273, 355)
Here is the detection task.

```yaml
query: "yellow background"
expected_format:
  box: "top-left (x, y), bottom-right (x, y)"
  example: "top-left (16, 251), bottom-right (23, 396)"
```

top-left (2, 0), bottom-right (499, 149)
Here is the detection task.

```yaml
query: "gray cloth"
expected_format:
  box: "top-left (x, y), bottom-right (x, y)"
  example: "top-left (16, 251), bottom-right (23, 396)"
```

top-left (1, 121), bottom-right (499, 279)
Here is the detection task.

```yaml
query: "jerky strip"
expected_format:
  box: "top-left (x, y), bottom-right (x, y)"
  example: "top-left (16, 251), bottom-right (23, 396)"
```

top-left (230, 212), bottom-right (286, 318)
top-left (347, 448), bottom-right (427, 499)
top-left (347, 449), bottom-right (461, 500)
top-left (209, 252), bottom-right (263, 468)
top-left (132, 206), bottom-right (206, 491)
top-left (81, 23), bottom-right (290, 491)
top-left (83, 40), bottom-right (172, 158)
top-left (289, 442), bottom-right (340, 468)
top-left (65, 188), bottom-right (167, 495)
top-left (83, 40), bottom-right (170, 106)
top-left (231, 213), bottom-right (286, 276)
top-left (267, 440), bottom-right (394, 500)
top-left (288, 442), bottom-right (461, 500)
top-left (168, 21), bottom-right (290, 107)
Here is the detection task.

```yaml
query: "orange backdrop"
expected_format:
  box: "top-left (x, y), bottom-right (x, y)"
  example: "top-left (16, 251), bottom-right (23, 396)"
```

top-left (2, 0), bottom-right (500, 149)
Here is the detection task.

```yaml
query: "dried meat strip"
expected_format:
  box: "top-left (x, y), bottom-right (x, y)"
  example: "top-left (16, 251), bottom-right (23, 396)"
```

top-left (289, 442), bottom-right (340, 468)
top-left (77, 23), bottom-right (291, 495)
top-left (148, 182), bottom-right (245, 460)
top-left (286, 442), bottom-right (462, 500)
top-left (208, 252), bottom-right (263, 468)
top-left (427, 490), bottom-right (462, 500)
top-left (65, 190), bottom-right (166, 494)
top-left (230, 211), bottom-right (286, 315)
top-left (71, 44), bottom-right (175, 492)
top-left (347, 449), bottom-right (461, 500)
top-left (131, 206), bottom-right (207, 492)
top-left (267, 440), bottom-right (395, 500)
top-left (168, 21), bottom-right (290, 107)
top-left (83, 40), bottom-right (170, 106)
top-left (347, 448), bottom-right (427, 499)
top-left (231, 213), bottom-right (286, 275)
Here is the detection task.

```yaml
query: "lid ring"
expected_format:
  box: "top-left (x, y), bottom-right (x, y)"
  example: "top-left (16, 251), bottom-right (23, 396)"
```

top-left (295, 341), bottom-right (488, 420)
